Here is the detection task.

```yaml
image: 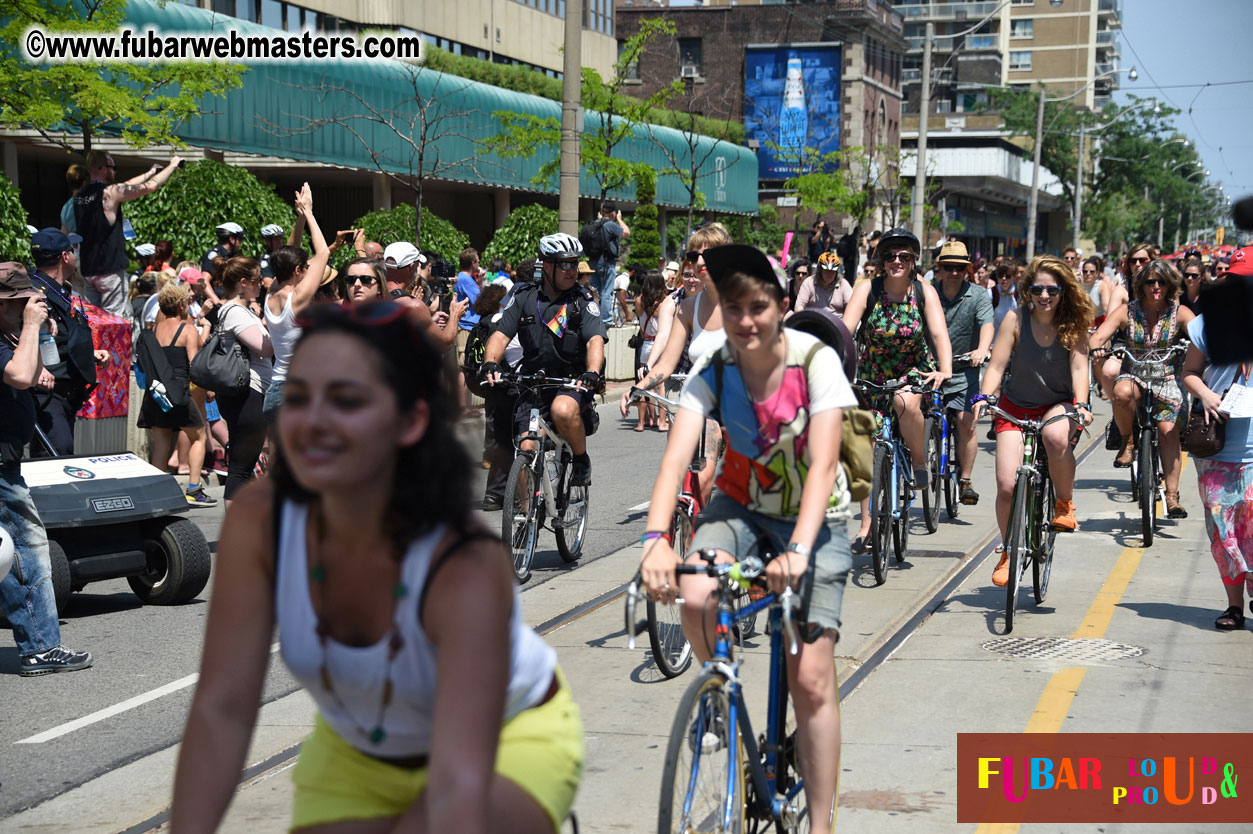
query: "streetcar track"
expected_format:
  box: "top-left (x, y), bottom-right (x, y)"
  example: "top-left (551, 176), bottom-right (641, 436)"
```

top-left (127, 428), bottom-right (1105, 833)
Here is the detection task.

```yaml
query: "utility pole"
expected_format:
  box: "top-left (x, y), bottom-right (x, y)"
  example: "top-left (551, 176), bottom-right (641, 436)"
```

top-left (910, 21), bottom-right (933, 246)
top-left (1025, 88), bottom-right (1046, 259)
top-left (1073, 121), bottom-right (1084, 251)
top-left (558, 0), bottom-right (582, 235)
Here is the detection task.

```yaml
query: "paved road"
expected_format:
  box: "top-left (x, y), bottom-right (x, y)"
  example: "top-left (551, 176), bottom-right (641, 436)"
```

top-left (4, 396), bottom-right (1252, 834)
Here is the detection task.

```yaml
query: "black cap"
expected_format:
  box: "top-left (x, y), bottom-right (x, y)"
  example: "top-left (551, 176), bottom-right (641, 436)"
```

top-left (702, 244), bottom-right (786, 300)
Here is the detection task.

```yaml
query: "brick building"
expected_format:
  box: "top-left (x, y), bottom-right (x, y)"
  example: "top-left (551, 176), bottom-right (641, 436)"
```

top-left (616, 0), bottom-right (908, 233)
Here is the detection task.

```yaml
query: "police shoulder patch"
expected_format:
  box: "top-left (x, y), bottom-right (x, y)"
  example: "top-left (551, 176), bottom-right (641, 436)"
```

top-left (587, 301), bottom-right (601, 318)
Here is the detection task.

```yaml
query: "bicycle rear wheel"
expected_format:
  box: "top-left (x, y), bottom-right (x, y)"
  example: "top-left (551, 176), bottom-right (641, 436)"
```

top-left (943, 421), bottom-right (960, 520)
top-left (658, 669), bottom-right (744, 834)
top-left (1033, 477), bottom-right (1056, 605)
top-left (649, 509), bottom-right (694, 678)
top-left (555, 459), bottom-right (588, 562)
top-left (1138, 428), bottom-right (1154, 547)
top-left (921, 417), bottom-right (942, 533)
top-left (1004, 473), bottom-right (1030, 632)
top-left (502, 455), bottom-right (540, 584)
top-left (869, 444), bottom-right (891, 585)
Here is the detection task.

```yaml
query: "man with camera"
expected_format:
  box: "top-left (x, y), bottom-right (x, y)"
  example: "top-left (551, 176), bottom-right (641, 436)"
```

top-left (383, 242), bottom-right (466, 350)
top-left (584, 202), bottom-right (630, 328)
top-left (0, 263), bottom-right (93, 675)
top-left (809, 218), bottom-right (835, 263)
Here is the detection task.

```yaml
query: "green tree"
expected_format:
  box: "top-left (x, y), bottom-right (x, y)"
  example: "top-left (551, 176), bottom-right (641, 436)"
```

top-left (716, 203), bottom-right (790, 257)
top-left (484, 18), bottom-right (683, 200)
top-left (483, 203), bottom-right (560, 270)
top-left (629, 169), bottom-right (661, 268)
top-left (0, 0), bottom-right (245, 153)
top-left (0, 172), bottom-right (31, 262)
top-left (126, 160), bottom-right (294, 265)
top-left (352, 204), bottom-right (470, 266)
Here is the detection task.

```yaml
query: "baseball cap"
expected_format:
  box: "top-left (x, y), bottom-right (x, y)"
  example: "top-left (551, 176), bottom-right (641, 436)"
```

top-left (30, 227), bottom-right (82, 254)
top-left (215, 222), bottom-right (244, 236)
top-left (1227, 246), bottom-right (1253, 278)
top-left (664, 260), bottom-right (681, 274)
top-left (135, 242), bottom-right (157, 257)
top-left (260, 224), bottom-right (284, 237)
top-left (383, 241), bottom-right (421, 269)
top-left (702, 244), bottom-right (787, 300)
top-left (0, 262), bottom-right (42, 300)
top-left (177, 267), bottom-right (201, 284)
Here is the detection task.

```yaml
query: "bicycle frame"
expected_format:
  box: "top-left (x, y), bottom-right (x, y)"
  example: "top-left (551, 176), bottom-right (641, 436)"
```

top-left (863, 386), bottom-right (918, 530)
top-left (515, 406), bottom-right (572, 522)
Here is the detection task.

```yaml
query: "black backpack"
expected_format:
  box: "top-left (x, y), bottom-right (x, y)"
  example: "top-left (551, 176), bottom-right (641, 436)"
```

top-left (461, 318), bottom-right (493, 399)
top-left (579, 218), bottom-right (609, 262)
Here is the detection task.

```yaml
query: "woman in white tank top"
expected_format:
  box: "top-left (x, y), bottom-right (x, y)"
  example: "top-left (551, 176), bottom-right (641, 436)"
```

top-left (173, 302), bottom-right (582, 834)
top-left (621, 223), bottom-right (734, 503)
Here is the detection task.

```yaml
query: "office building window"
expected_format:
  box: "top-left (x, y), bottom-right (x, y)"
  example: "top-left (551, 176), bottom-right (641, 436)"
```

top-left (618, 40), bottom-right (640, 80)
top-left (1010, 19), bottom-right (1033, 39)
top-left (1009, 51), bottom-right (1032, 71)
top-left (1012, 0), bottom-right (1034, 5)
top-left (260, 0), bottom-right (282, 29)
top-left (678, 37), bottom-right (702, 74)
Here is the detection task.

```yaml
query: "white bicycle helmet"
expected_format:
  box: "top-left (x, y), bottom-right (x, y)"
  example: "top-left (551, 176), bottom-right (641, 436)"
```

top-left (538, 232), bottom-right (583, 261)
top-left (0, 524), bottom-right (13, 581)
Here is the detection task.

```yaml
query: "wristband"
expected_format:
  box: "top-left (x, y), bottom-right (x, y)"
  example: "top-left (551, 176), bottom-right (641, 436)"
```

top-left (641, 531), bottom-right (666, 543)
top-left (1075, 402), bottom-right (1091, 410)
top-left (969, 393), bottom-right (989, 405)
top-left (786, 542), bottom-right (811, 557)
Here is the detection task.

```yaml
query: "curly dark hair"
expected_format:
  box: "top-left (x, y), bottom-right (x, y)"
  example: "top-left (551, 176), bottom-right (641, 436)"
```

top-left (269, 302), bottom-right (477, 547)
top-left (1131, 259), bottom-right (1181, 307)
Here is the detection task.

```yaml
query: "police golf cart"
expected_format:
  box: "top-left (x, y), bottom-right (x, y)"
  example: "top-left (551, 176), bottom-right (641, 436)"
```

top-left (22, 443), bottom-right (211, 613)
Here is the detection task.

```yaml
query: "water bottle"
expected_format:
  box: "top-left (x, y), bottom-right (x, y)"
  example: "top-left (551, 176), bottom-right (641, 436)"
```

top-left (545, 452), bottom-right (560, 489)
top-left (779, 56), bottom-right (808, 161)
top-left (38, 327), bottom-right (58, 366)
top-left (150, 380), bottom-right (173, 412)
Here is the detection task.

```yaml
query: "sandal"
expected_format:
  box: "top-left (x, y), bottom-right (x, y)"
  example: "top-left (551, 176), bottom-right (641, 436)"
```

top-left (1165, 490), bottom-right (1187, 519)
top-left (1215, 605), bottom-right (1246, 631)
top-left (959, 478), bottom-right (979, 505)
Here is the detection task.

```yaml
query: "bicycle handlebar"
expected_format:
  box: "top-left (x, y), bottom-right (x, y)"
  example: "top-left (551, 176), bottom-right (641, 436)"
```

top-left (1101, 341), bottom-right (1189, 365)
top-left (498, 372), bottom-right (582, 388)
top-left (982, 399), bottom-right (1084, 434)
top-left (627, 386), bottom-right (679, 414)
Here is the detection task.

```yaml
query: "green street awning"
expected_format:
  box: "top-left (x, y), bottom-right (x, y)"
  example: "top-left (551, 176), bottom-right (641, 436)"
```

top-left (121, 0), bottom-right (758, 213)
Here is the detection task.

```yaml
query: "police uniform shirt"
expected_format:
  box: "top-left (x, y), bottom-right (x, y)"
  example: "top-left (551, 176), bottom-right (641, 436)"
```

top-left (492, 281), bottom-right (607, 375)
top-left (201, 243), bottom-right (232, 276)
top-left (30, 270), bottom-right (95, 389)
top-left (259, 251), bottom-right (274, 279)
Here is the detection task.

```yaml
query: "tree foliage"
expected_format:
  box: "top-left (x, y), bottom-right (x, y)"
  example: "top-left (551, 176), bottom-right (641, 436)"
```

top-left (0, 172), bottom-right (31, 263)
top-left (484, 19), bottom-right (683, 200)
top-left (0, 0), bottom-right (245, 153)
top-left (715, 203), bottom-right (790, 257)
top-left (352, 203), bottom-right (470, 267)
top-left (125, 160), bottom-right (294, 266)
top-left (629, 169), bottom-right (662, 268)
top-left (483, 203), bottom-right (560, 270)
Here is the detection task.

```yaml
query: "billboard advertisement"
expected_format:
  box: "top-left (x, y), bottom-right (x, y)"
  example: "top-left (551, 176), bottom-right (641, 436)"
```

top-left (744, 45), bottom-right (843, 179)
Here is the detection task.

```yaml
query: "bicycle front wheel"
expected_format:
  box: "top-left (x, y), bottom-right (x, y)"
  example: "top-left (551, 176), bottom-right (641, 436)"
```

top-left (921, 417), bottom-right (942, 533)
top-left (658, 669), bottom-right (744, 834)
top-left (1004, 472), bottom-right (1030, 632)
top-left (502, 455), bottom-right (540, 584)
top-left (1138, 428), bottom-right (1155, 547)
top-left (555, 466), bottom-right (589, 563)
top-left (648, 510), bottom-right (694, 679)
top-left (892, 451), bottom-right (911, 563)
top-left (943, 422), bottom-right (960, 520)
top-left (869, 444), bottom-right (892, 585)
top-left (1034, 477), bottom-right (1056, 605)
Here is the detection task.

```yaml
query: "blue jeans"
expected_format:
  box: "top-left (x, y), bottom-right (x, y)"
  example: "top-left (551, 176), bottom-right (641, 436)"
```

top-left (0, 468), bottom-right (62, 656)
top-left (594, 261), bottom-right (616, 327)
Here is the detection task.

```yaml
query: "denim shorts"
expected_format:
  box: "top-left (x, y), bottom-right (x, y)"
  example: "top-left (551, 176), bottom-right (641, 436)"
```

top-left (690, 493), bottom-right (852, 641)
top-left (261, 378), bottom-right (285, 424)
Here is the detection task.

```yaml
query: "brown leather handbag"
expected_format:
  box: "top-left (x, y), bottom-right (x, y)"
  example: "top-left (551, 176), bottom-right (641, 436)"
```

top-left (1180, 405), bottom-right (1225, 458)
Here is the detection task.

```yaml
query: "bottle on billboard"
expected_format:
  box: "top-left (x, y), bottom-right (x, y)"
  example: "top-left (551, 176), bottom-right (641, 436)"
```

top-left (779, 56), bottom-right (807, 161)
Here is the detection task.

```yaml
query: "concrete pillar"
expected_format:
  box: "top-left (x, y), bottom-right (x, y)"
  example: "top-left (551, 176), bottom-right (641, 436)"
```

top-left (2, 142), bottom-right (18, 187)
top-left (373, 173), bottom-right (392, 211)
top-left (494, 187), bottom-right (510, 230)
top-left (658, 208), bottom-right (668, 260)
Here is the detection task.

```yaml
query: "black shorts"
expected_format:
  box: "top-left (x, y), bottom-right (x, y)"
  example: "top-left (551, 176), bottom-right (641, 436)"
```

top-left (513, 388), bottom-right (598, 439)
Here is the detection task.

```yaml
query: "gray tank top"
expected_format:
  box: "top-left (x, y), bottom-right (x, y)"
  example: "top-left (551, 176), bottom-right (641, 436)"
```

top-left (1004, 315), bottom-right (1073, 409)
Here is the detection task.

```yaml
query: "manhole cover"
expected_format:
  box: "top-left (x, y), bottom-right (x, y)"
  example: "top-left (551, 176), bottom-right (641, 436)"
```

top-left (980, 637), bottom-right (1145, 662)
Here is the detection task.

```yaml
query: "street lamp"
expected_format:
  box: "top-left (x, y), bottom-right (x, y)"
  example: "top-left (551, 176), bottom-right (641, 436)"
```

top-left (911, 0), bottom-right (1064, 247)
top-left (1071, 97), bottom-right (1159, 250)
top-left (1027, 63), bottom-right (1137, 259)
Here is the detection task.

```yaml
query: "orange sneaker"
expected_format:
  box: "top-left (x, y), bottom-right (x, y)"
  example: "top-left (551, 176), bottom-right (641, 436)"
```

top-left (992, 548), bottom-right (1010, 587)
top-left (1052, 499), bottom-right (1078, 532)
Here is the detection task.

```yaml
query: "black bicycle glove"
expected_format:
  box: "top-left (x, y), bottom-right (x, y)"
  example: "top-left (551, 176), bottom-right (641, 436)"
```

top-left (578, 370), bottom-right (601, 391)
top-left (479, 361), bottom-right (502, 384)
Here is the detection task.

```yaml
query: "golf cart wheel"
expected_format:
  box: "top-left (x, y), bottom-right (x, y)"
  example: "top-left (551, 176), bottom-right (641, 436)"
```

top-left (130, 517), bottom-right (211, 605)
top-left (48, 538), bottom-right (71, 614)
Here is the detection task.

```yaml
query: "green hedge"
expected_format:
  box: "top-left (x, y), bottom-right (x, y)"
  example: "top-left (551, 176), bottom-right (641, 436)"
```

top-left (351, 203), bottom-right (470, 267)
top-left (482, 203), bottom-right (559, 270)
top-left (0, 173), bottom-right (31, 263)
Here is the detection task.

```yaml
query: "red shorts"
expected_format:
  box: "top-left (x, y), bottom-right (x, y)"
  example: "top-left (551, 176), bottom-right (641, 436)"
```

top-left (993, 396), bottom-right (1076, 434)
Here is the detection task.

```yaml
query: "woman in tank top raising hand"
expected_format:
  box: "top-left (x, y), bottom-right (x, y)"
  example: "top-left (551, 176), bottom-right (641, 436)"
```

top-left (172, 302), bottom-right (582, 834)
top-left (973, 255), bottom-right (1095, 588)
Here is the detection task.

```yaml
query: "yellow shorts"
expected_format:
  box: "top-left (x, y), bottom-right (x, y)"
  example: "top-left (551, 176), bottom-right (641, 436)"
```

top-left (289, 668), bottom-right (583, 833)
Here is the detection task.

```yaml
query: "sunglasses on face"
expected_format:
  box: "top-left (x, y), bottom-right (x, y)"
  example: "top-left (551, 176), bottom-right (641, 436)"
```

top-left (882, 251), bottom-right (914, 264)
top-left (1028, 285), bottom-right (1061, 297)
top-left (939, 264), bottom-right (965, 273)
top-left (1129, 256), bottom-right (1150, 265)
top-left (554, 260), bottom-right (578, 271)
top-left (1082, 269), bottom-right (1097, 275)
top-left (349, 274), bottom-right (378, 287)
top-left (1143, 278), bottom-right (1167, 287)
top-left (794, 270), bottom-right (810, 277)
top-left (684, 250), bottom-right (704, 263)
top-left (1184, 272), bottom-right (1201, 279)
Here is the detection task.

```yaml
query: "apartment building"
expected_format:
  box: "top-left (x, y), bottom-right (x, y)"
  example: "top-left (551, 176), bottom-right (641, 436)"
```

top-left (896, 0), bottom-right (1122, 114)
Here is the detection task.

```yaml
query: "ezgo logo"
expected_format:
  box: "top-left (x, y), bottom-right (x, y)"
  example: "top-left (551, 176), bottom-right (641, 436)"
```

top-left (63, 465), bottom-right (94, 480)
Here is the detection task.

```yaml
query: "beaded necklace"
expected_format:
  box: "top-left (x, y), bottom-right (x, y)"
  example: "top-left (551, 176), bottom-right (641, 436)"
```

top-left (307, 505), bottom-right (408, 746)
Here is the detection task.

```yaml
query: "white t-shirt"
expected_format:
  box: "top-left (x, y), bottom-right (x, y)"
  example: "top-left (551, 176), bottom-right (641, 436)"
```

top-left (218, 301), bottom-right (273, 393)
top-left (679, 330), bottom-right (857, 518)
top-left (614, 273), bottom-right (630, 292)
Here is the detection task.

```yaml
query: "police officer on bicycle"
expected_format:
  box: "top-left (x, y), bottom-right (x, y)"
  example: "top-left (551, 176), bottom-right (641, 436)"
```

top-left (481, 233), bottom-right (606, 486)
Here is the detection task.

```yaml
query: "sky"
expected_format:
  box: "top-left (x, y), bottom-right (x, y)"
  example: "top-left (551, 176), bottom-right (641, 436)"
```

top-left (1114, 0), bottom-right (1253, 218)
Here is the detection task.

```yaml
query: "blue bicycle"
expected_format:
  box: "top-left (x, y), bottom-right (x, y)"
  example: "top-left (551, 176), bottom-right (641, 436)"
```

top-left (923, 353), bottom-right (975, 529)
top-left (855, 379), bottom-right (933, 585)
top-left (626, 550), bottom-right (833, 834)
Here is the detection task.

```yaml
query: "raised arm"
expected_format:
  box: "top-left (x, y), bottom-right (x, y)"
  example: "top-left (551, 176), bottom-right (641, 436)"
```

top-left (105, 156), bottom-right (183, 207)
top-left (290, 184), bottom-right (329, 316)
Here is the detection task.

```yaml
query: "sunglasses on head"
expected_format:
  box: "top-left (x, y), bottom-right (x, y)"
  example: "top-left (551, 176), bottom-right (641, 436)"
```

top-left (1028, 285), bottom-right (1061, 297)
